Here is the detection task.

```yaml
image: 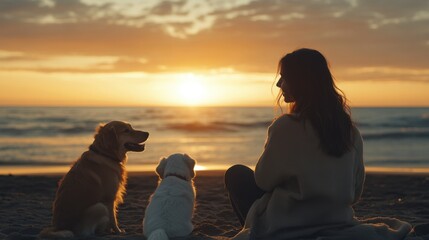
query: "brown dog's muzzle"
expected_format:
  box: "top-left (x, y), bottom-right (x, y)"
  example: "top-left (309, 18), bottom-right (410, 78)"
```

top-left (124, 131), bottom-right (149, 152)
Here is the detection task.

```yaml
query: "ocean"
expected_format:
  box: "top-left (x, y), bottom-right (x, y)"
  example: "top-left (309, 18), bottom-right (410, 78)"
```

top-left (0, 107), bottom-right (428, 174)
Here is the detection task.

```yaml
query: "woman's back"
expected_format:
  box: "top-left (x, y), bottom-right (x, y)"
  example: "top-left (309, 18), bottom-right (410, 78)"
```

top-left (228, 48), bottom-right (413, 240)
top-left (249, 114), bottom-right (364, 238)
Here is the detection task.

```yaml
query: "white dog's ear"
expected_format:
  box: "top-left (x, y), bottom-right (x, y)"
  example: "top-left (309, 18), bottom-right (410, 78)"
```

top-left (156, 157), bottom-right (167, 178)
top-left (184, 154), bottom-right (196, 179)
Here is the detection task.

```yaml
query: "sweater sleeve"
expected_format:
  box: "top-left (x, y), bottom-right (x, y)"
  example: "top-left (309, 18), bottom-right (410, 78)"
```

top-left (255, 117), bottom-right (296, 192)
top-left (353, 129), bottom-right (365, 204)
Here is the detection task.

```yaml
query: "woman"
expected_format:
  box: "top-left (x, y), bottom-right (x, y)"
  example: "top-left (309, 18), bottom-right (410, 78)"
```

top-left (225, 49), bottom-right (413, 240)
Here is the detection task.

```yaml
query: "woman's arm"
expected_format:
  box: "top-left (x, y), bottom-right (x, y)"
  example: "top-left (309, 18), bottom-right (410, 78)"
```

top-left (353, 130), bottom-right (365, 204)
top-left (255, 117), bottom-right (296, 192)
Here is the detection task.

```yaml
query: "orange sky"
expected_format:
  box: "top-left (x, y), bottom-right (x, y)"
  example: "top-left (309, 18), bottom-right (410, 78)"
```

top-left (0, 0), bottom-right (428, 107)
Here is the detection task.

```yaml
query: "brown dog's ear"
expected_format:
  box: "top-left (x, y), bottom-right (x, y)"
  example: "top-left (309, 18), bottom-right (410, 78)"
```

top-left (93, 123), bottom-right (105, 150)
top-left (184, 154), bottom-right (196, 179)
top-left (96, 124), bottom-right (118, 154)
top-left (104, 126), bottom-right (118, 151)
top-left (95, 123), bottom-right (105, 133)
top-left (156, 157), bottom-right (168, 178)
top-left (94, 123), bottom-right (105, 139)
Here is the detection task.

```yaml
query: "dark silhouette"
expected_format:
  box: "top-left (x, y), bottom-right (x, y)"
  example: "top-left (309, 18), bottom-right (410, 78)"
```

top-left (225, 49), bottom-right (416, 240)
top-left (276, 48), bottom-right (354, 157)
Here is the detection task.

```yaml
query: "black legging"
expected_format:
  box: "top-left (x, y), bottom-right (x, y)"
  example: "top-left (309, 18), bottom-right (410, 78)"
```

top-left (224, 165), bottom-right (265, 226)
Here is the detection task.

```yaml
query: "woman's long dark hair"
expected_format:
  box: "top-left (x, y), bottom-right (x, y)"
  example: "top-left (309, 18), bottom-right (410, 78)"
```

top-left (276, 48), bottom-right (354, 157)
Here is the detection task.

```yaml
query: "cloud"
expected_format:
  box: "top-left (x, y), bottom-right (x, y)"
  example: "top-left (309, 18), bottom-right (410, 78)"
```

top-left (0, 0), bottom-right (427, 81)
top-left (0, 50), bottom-right (153, 73)
top-left (336, 67), bottom-right (429, 82)
top-left (0, 52), bottom-right (116, 72)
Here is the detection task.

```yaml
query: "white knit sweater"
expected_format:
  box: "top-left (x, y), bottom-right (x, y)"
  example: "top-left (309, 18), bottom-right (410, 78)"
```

top-left (233, 114), bottom-right (412, 240)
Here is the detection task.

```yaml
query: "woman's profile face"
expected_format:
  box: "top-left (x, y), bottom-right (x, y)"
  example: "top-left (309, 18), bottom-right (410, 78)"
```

top-left (276, 74), bottom-right (295, 103)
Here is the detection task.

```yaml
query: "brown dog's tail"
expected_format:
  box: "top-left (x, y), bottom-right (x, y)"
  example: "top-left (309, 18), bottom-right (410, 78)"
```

top-left (39, 227), bottom-right (74, 238)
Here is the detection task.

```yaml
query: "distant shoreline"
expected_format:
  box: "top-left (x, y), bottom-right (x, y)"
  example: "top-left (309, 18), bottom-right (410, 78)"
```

top-left (2, 165), bottom-right (429, 176)
top-left (1, 106), bottom-right (429, 108)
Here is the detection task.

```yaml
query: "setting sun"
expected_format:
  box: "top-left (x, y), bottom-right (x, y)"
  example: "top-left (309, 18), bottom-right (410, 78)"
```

top-left (178, 73), bottom-right (207, 106)
top-left (1, 1), bottom-right (429, 238)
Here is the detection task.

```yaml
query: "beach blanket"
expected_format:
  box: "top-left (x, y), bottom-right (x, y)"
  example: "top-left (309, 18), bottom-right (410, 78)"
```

top-left (233, 217), bottom-right (429, 240)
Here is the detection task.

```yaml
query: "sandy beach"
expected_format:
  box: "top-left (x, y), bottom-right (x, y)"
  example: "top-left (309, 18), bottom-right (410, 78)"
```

top-left (1, 170), bottom-right (429, 240)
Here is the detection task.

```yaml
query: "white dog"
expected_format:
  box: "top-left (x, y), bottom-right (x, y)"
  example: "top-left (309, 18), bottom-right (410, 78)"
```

top-left (143, 153), bottom-right (196, 240)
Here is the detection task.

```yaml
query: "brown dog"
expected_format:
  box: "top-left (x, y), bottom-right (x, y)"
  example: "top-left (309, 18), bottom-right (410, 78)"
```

top-left (40, 121), bottom-right (149, 238)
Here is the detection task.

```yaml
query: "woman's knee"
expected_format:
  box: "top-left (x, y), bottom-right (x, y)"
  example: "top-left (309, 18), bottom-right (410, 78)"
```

top-left (225, 164), bottom-right (254, 187)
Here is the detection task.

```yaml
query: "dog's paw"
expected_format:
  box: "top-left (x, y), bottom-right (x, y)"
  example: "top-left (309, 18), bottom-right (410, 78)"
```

top-left (111, 227), bottom-right (126, 234)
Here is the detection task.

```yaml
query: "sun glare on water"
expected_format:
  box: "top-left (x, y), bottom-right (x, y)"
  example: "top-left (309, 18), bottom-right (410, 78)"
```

top-left (178, 73), bottom-right (207, 106)
top-left (194, 165), bottom-right (207, 171)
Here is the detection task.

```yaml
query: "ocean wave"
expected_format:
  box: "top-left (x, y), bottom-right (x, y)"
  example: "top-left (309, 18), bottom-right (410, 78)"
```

top-left (357, 113), bottom-right (429, 129)
top-left (0, 125), bottom-right (96, 136)
top-left (0, 160), bottom-right (72, 166)
top-left (33, 117), bottom-right (72, 122)
top-left (163, 120), bottom-right (271, 132)
top-left (0, 111), bottom-right (72, 122)
top-left (163, 122), bottom-right (235, 132)
top-left (366, 159), bottom-right (429, 166)
top-left (362, 131), bottom-right (429, 140)
top-left (212, 120), bottom-right (271, 128)
top-left (129, 110), bottom-right (176, 120)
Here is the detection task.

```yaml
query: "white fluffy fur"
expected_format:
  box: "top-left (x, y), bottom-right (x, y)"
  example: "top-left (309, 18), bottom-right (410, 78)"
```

top-left (143, 153), bottom-right (196, 240)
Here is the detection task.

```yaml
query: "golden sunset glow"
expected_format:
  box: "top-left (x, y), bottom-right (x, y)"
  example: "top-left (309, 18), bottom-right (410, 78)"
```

top-left (178, 74), bottom-right (208, 106)
top-left (2, 70), bottom-right (429, 107)
top-left (194, 165), bottom-right (208, 171)
top-left (0, 0), bottom-right (428, 107)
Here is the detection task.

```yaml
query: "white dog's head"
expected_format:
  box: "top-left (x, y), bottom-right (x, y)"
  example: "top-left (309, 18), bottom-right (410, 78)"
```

top-left (156, 153), bottom-right (196, 181)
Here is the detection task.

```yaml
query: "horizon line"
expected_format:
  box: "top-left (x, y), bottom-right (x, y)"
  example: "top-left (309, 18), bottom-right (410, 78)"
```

top-left (2, 165), bottom-right (429, 176)
top-left (0, 105), bottom-right (429, 108)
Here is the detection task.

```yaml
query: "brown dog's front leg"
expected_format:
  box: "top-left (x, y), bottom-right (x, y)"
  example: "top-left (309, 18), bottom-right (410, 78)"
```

top-left (107, 201), bottom-right (124, 234)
